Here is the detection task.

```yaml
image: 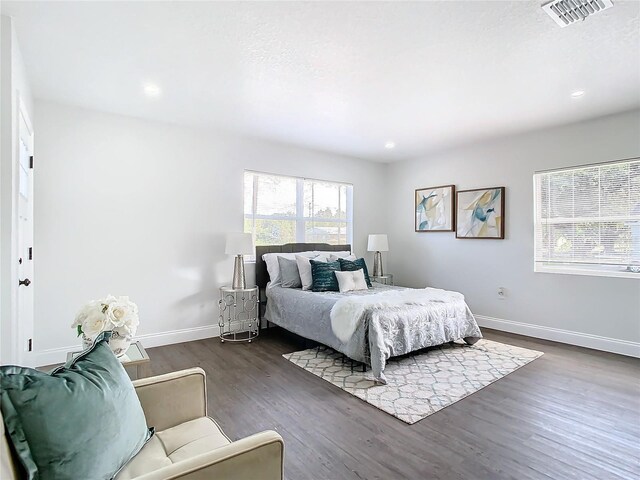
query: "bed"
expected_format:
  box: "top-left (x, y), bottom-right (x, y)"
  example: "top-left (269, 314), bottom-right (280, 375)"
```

top-left (257, 243), bottom-right (482, 383)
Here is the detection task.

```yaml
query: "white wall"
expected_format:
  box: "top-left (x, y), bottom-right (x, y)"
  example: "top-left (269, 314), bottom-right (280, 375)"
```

top-left (1, 15), bottom-right (34, 364)
top-left (33, 100), bottom-right (388, 363)
top-left (30, 100), bottom-right (640, 363)
top-left (386, 110), bottom-right (640, 355)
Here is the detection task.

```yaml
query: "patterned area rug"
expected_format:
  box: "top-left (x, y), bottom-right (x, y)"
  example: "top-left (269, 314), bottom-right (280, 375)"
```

top-left (283, 339), bottom-right (543, 424)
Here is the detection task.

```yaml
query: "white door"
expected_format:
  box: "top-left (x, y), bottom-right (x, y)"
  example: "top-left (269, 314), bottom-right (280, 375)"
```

top-left (17, 103), bottom-right (34, 363)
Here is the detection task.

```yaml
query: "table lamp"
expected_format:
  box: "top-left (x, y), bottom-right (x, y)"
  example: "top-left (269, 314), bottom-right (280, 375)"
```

top-left (225, 233), bottom-right (254, 289)
top-left (367, 234), bottom-right (389, 277)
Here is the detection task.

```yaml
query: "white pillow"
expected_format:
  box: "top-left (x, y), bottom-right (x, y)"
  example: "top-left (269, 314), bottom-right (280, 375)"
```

top-left (318, 250), bottom-right (351, 259)
top-left (263, 251), bottom-right (315, 285)
top-left (335, 269), bottom-right (368, 293)
top-left (296, 254), bottom-right (328, 291)
top-left (329, 253), bottom-right (357, 262)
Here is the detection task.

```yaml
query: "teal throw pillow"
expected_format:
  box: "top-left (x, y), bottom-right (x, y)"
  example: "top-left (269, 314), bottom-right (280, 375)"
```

top-left (0, 331), bottom-right (153, 480)
top-left (338, 258), bottom-right (372, 287)
top-left (310, 260), bottom-right (341, 292)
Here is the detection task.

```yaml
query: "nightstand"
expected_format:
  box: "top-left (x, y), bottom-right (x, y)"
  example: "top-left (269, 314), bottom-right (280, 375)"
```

top-left (372, 274), bottom-right (394, 286)
top-left (218, 286), bottom-right (259, 343)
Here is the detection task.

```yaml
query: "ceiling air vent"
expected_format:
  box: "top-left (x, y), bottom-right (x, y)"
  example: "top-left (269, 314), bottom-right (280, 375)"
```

top-left (542, 0), bottom-right (614, 27)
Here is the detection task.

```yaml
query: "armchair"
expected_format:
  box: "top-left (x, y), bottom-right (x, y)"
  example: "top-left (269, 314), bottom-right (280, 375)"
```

top-left (1, 368), bottom-right (285, 480)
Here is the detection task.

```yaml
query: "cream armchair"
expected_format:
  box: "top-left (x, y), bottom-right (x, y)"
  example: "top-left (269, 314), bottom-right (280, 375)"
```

top-left (1, 368), bottom-right (285, 480)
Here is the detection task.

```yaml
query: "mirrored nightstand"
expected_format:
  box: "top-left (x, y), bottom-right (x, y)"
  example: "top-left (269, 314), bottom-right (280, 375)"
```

top-left (372, 274), bottom-right (394, 285)
top-left (218, 286), bottom-right (259, 343)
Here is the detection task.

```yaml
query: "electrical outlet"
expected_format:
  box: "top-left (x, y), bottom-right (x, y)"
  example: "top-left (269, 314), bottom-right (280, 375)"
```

top-left (497, 287), bottom-right (506, 299)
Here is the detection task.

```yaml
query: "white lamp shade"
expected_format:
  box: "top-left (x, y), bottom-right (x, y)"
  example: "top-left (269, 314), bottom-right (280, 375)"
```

top-left (367, 234), bottom-right (389, 252)
top-left (225, 233), bottom-right (254, 255)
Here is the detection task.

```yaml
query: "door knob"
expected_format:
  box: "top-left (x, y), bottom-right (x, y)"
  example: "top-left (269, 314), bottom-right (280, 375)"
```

top-left (19, 278), bottom-right (31, 287)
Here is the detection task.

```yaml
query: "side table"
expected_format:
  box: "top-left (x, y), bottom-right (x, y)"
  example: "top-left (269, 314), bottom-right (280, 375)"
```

top-left (218, 286), bottom-right (259, 343)
top-left (372, 274), bottom-right (394, 285)
top-left (67, 341), bottom-right (150, 380)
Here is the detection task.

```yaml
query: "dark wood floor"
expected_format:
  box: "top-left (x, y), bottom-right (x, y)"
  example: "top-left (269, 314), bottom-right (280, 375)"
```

top-left (146, 328), bottom-right (640, 480)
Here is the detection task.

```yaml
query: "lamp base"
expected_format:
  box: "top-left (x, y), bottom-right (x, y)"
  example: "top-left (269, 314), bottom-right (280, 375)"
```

top-left (232, 255), bottom-right (246, 289)
top-left (373, 251), bottom-right (384, 277)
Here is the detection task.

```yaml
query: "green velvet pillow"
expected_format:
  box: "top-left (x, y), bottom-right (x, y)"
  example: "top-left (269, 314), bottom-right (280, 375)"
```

top-left (339, 258), bottom-right (372, 287)
top-left (0, 331), bottom-right (153, 480)
top-left (310, 259), bottom-right (341, 292)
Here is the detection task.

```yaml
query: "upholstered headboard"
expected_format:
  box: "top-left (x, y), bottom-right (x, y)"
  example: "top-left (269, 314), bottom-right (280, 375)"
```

top-left (255, 243), bottom-right (351, 292)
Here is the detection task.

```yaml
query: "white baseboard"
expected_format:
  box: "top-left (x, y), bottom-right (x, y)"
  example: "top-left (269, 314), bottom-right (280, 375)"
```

top-left (135, 325), bottom-right (220, 348)
top-left (476, 315), bottom-right (640, 358)
top-left (34, 325), bottom-right (220, 367)
top-left (33, 317), bottom-right (639, 365)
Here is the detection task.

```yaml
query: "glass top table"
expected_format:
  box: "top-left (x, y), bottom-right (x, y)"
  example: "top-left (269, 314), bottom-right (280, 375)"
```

top-left (67, 341), bottom-right (150, 378)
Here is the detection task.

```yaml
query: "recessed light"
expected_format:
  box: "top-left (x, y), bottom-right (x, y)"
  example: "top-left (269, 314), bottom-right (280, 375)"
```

top-left (571, 90), bottom-right (585, 98)
top-left (143, 83), bottom-right (161, 97)
top-left (385, 141), bottom-right (396, 149)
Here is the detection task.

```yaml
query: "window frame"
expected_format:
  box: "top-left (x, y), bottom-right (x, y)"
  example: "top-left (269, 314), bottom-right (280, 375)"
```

top-left (244, 170), bottom-right (354, 251)
top-left (533, 157), bottom-right (640, 280)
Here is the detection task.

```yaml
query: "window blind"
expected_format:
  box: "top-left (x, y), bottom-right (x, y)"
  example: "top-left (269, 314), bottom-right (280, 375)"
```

top-left (534, 158), bottom-right (640, 276)
top-left (244, 171), bottom-right (353, 248)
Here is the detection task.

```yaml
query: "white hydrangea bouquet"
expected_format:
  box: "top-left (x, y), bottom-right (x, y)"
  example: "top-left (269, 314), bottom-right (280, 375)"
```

top-left (72, 295), bottom-right (139, 357)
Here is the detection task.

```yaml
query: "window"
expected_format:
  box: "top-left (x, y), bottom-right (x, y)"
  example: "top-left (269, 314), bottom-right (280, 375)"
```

top-left (244, 171), bottom-right (353, 250)
top-left (534, 158), bottom-right (640, 278)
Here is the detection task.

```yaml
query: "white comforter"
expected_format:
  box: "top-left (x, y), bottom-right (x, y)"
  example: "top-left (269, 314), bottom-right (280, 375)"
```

top-left (330, 287), bottom-right (482, 383)
top-left (331, 288), bottom-right (468, 342)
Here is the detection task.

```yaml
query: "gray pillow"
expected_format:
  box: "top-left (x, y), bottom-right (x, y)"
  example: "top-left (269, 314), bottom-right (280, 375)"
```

top-left (278, 256), bottom-right (302, 288)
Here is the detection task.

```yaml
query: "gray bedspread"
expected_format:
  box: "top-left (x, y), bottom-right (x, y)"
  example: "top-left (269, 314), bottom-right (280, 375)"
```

top-left (264, 284), bottom-right (483, 383)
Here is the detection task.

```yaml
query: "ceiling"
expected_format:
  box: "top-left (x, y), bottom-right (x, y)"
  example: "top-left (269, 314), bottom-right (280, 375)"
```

top-left (2, 1), bottom-right (639, 162)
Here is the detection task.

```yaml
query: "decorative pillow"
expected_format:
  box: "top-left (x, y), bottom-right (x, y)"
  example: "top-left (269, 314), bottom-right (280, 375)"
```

top-left (0, 332), bottom-right (153, 480)
top-left (278, 256), bottom-right (302, 288)
top-left (338, 258), bottom-right (372, 287)
top-left (263, 251), bottom-right (315, 285)
top-left (335, 269), bottom-right (368, 293)
top-left (296, 254), bottom-right (328, 290)
top-left (329, 252), bottom-right (358, 262)
top-left (317, 250), bottom-right (351, 259)
top-left (310, 260), bottom-right (341, 292)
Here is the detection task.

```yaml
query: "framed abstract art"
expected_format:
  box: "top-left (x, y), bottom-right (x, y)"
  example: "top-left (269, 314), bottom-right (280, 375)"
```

top-left (415, 185), bottom-right (455, 232)
top-left (455, 187), bottom-right (505, 239)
